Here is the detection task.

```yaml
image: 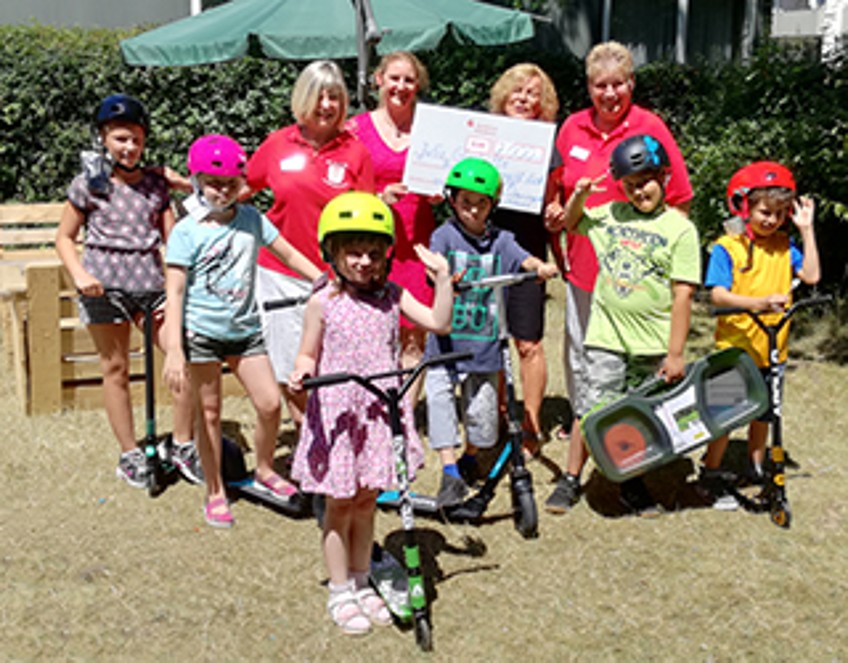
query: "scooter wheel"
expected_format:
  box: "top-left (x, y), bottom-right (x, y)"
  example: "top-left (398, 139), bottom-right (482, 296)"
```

top-left (770, 503), bottom-right (792, 529)
top-left (415, 614), bottom-right (433, 652)
top-left (512, 488), bottom-right (539, 539)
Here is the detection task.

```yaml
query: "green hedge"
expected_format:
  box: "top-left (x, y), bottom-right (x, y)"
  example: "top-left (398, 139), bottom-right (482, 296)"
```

top-left (1, 24), bottom-right (846, 287)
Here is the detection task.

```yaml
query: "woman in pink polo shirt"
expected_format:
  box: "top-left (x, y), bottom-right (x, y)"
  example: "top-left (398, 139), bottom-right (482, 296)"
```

top-left (544, 41), bottom-right (693, 514)
top-left (247, 60), bottom-right (374, 432)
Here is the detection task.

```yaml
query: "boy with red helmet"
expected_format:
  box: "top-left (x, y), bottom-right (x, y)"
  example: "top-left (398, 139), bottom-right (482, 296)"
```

top-left (700, 161), bottom-right (820, 509)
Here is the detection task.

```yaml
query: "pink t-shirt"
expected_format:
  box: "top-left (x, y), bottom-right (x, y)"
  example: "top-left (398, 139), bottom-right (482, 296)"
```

top-left (347, 112), bottom-right (435, 315)
top-left (554, 104), bottom-right (693, 291)
top-left (246, 124), bottom-right (374, 279)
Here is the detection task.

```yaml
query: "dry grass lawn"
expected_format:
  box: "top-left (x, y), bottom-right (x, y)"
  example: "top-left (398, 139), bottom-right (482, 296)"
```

top-left (1, 278), bottom-right (846, 662)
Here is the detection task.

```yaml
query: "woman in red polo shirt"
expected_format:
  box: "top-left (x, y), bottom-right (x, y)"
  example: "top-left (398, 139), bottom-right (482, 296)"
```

top-left (544, 41), bottom-right (692, 514)
top-left (247, 60), bottom-right (375, 433)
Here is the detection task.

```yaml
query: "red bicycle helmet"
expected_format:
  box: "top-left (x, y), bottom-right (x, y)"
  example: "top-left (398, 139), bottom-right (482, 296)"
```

top-left (187, 134), bottom-right (247, 178)
top-left (726, 161), bottom-right (796, 219)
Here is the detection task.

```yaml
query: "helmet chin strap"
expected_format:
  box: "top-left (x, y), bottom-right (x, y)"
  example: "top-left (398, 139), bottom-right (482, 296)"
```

top-left (189, 176), bottom-right (236, 216)
top-left (114, 161), bottom-right (142, 173)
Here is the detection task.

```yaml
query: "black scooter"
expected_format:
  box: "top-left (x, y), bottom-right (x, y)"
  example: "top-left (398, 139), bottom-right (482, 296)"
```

top-left (712, 293), bottom-right (832, 528)
top-left (377, 271), bottom-right (540, 539)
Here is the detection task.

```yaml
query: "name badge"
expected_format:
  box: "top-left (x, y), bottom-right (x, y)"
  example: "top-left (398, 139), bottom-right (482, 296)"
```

top-left (569, 145), bottom-right (590, 161)
top-left (279, 154), bottom-right (307, 172)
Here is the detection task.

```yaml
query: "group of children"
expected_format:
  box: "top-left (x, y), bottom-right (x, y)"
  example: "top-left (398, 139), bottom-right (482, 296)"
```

top-left (58, 92), bottom-right (819, 636)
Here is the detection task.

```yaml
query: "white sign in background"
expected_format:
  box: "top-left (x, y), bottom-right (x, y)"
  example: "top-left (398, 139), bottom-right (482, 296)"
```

top-left (402, 103), bottom-right (556, 214)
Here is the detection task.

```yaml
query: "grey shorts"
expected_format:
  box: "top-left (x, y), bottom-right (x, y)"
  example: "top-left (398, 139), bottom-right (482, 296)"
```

top-left (580, 347), bottom-right (664, 417)
top-left (563, 282), bottom-right (592, 417)
top-left (184, 330), bottom-right (266, 364)
top-left (425, 368), bottom-right (499, 450)
top-left (255, 267), bottom-right (310, 384)
top-left (79, 290), bottom-right (164, 325)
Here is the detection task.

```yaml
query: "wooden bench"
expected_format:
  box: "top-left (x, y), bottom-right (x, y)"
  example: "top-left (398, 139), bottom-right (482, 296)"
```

top-left (0, 203), bottom-right (243, 415)
top-left (0, 202), bottom-right (65, 262)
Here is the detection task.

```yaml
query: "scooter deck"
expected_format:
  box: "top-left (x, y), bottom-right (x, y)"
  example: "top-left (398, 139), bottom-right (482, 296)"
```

top-left (370, 543), bottom-right (412, 622)
top-left (227, 474), bottom-right (310, 518)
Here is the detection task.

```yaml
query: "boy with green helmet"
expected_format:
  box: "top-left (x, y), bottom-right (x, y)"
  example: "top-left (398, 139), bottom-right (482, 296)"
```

top-left (426, 158), bottom-right (558, 508)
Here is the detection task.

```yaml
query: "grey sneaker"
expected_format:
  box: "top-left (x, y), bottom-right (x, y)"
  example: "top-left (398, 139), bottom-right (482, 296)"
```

top-left (171, 441), bottom-right (205, 484)
top-left (544, 474), bottom-right (581, 514)
top-left (436, 474), bottom-right (469, 508)
top-left (116, 449), bottom-right (149, 489)
top-left (698, 468), bottom-right (739, 511)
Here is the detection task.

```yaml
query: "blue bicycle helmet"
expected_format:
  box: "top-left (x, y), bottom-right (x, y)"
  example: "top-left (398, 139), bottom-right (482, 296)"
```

top-left (94, 94), bottom-right (150, 135)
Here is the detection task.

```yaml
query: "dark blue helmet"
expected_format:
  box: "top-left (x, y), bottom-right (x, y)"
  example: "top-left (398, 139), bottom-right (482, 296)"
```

top-left (94, 94), bottom-right (149, 134)
top-left (610, 134), bottom-right (669, 180)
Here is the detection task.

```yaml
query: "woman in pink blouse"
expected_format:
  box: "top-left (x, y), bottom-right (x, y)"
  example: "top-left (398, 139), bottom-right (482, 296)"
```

top-left (347, 51), bottom-right (436, 403)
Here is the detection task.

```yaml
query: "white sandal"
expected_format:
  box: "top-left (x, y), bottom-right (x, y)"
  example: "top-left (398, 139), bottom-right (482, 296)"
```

top-left (356, 585), bottom-right (393, 627)
top-left (327, 587), bottom-right (371, 636)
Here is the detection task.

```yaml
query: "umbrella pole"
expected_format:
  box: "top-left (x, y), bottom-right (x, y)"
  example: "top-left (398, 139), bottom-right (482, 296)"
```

top-left (354, 0), bottom-right (382, 111)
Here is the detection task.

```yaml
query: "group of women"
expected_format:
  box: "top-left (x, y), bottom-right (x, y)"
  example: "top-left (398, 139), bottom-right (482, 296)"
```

top-left (246, 42), bottom-right (692, 476)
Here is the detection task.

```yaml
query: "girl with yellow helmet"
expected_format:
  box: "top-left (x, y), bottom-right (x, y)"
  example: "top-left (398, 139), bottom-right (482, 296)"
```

top-left (288, 191), bottom-right (454, 636)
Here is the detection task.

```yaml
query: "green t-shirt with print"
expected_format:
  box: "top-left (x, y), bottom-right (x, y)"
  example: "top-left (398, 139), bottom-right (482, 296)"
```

top-left (578, 201), bottom-right (701, 356)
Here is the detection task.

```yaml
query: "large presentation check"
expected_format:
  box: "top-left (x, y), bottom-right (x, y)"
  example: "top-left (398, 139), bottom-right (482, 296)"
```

top-left (403, 103), bottom-right (556, 214)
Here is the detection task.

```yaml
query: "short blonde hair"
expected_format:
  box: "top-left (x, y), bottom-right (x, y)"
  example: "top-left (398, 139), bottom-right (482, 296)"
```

top-left (291, 60), bottom-right (349, 130)
top-left (374, 51), bottom-right (430, 96)
top-left (488, 63), bottom-right (559, 122)
top-left (585, 41), bottom-right (634, 82)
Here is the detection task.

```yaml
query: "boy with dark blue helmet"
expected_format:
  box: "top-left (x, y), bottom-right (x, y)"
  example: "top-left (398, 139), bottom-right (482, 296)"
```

top-left (545, 134), bottom-right (701, 516)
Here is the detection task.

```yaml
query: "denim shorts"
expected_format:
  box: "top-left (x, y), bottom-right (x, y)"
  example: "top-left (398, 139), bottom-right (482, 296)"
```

top-left (79, 290), bottom-right (164, 325)
top-left (184, 329), bottom-right (266, 363)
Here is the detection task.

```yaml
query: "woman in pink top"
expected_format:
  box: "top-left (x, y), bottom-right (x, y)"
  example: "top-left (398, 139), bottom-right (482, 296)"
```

top-left (347, 51), bottom-right (436, 403)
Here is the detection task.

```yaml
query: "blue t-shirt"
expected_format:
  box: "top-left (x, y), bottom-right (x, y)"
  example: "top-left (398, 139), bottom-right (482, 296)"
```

top-left (425, 218), bottom-right (530, 373)
top-left (166, 201), bottom-right (279, 341)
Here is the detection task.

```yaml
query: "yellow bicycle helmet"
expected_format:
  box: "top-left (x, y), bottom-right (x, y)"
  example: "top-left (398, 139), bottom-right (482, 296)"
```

top-left (318, 191), bottom-right (395, 249)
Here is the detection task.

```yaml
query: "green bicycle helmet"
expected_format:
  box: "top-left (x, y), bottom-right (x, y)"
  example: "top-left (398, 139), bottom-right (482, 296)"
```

top-left (445, 157), bottom-right (503, 202)
top-left (318, 191), bottom-right (394, 250)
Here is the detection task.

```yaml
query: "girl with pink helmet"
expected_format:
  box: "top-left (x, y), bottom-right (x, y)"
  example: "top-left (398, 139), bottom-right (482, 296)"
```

top-left (163, 134), bottom-right (323, 529)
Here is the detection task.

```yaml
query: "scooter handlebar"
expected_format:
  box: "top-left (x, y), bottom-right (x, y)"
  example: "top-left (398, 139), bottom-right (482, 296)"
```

top-left (711, 294), bottom-right (832, 318)
top-left (454, 271), bottom-right (538, 293)
top-left (263, 294), bottom-right (311, 311)
top-left (302, 351), bottom-right (473, 391)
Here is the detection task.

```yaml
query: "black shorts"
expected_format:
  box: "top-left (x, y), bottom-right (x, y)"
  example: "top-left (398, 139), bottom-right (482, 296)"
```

top-left (505, 278), bottom-right (546, 342)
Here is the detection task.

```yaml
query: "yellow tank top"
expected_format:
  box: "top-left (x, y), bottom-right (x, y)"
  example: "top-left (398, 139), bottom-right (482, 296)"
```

top-left (714, 232), bottom-right (793, 367)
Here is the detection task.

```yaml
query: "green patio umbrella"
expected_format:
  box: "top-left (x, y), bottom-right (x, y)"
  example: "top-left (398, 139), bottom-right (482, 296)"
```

top-left (120, 0), bottom-right (536, 106)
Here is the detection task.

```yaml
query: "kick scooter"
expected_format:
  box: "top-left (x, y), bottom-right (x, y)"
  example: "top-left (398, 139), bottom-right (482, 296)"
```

top-left (303, 351), bottom-right (472, 652)
top-left (449, 271), bottom-right (540, 538)
top-left (377, 272), bottom-right (541, 538)
top-left (102, 289), bottom-right (181, 497)
top-left (219, 293), bottom-right (314, 518)
top-left (712, 293), bottom-right (832, 528)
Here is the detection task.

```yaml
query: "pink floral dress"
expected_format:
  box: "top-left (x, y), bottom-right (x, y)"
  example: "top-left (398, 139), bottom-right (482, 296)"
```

top-left (291, 283), bottom-right (424, 499)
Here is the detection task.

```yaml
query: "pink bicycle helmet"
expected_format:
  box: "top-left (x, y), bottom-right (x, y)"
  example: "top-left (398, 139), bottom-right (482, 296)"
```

top-left (187, 134), bottom-right (246, 178)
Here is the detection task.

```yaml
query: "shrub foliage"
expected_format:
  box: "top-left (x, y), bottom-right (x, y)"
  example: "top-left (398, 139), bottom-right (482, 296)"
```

top-left (1, 24), bottom-right (845, 287)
